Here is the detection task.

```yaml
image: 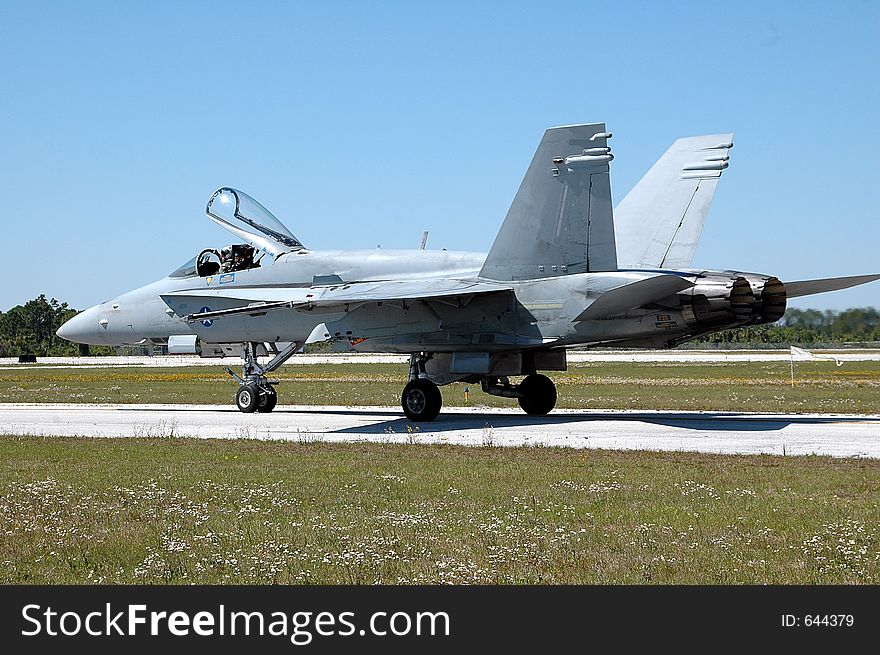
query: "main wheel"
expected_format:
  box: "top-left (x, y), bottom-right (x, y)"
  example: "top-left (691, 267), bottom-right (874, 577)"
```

top-left (401, 379), bottom-right (442, 421)
top-left (235, 384), bottom-right (259, 413)
top-left (517, 374), bottom-right (557, 416)
top-left (258, 387), bottom-right (278, 413)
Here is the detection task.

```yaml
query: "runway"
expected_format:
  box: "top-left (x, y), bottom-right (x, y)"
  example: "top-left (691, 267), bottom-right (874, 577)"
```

top-left (3, 403), bottom-right (880, 459)
top-left (3, 349), bottom-right (880, 369)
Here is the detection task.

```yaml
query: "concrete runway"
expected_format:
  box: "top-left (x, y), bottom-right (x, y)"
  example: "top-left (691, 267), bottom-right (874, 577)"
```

top-left (3, 403), bottom-right (880, 459)
top-left (3, 349), bottom-right (880, 369)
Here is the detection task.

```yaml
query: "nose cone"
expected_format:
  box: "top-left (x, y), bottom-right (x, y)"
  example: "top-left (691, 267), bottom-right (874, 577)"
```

top-left (56, 305), bottom-right (106, 345)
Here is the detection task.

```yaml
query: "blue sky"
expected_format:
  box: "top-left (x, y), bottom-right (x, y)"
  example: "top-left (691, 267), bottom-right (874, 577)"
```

top-left (1, 1), bottom-right (878, 311)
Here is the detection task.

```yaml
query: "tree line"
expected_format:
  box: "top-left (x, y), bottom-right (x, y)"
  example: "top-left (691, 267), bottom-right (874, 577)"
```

top-left (695, 307), bottom-right (880, 346)
top-left (0, 295), bottom-right (113, 356)
top-left (1, 296), bottom-right (878, 356)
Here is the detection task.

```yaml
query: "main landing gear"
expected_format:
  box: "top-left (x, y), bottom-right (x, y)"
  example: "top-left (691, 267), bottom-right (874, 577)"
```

top-left (402, 353), bottom-right (442, 421)
top-left (399, 353), bottom-right (559, 421)
top-left (226, 341), bottom-right (298, 413)
top-left (481, 373), bottom-right (557, 416)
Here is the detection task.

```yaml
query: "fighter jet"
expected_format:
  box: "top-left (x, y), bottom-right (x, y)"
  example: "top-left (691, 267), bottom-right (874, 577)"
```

top-left (57, 123), bottom-right (879, 420)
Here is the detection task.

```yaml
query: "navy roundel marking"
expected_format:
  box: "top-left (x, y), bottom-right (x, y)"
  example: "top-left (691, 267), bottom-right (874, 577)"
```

top-left (200, 307), bottom-right (213, 328)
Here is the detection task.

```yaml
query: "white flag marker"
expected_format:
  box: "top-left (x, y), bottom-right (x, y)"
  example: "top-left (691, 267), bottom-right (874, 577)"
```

top-left (789, 346), bottom-right (844, 386)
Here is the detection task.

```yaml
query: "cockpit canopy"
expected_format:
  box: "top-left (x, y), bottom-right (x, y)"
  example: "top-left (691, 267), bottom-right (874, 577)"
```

top-left (169, 256), bottom-right (198, 278)
top-left (206, 187), bottom-right (305, 258)
top-left (169, 188), bottom-right (305, 279)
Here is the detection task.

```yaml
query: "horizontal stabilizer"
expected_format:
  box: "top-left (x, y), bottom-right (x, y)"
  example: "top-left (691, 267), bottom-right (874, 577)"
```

top-left (575, 274), bottom-right (694, 321)
top-left (784, 274), bottom-right (880, 299)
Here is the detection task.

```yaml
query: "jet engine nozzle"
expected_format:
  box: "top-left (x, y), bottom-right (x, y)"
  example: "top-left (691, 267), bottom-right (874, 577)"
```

top-left (680, 272), bottom-right (788, 329)
top-left (680, 275), bottom-right (755, 328)
top-left (735, 274), bottom-right (787, 325)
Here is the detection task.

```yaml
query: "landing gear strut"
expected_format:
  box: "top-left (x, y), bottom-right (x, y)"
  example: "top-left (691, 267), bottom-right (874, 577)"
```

top-left (401, 353), bottom-right (442, 421)
top-left (226, 341), bottom-right (298, 413)
top-left (481, 373), bottom-right (557, 416)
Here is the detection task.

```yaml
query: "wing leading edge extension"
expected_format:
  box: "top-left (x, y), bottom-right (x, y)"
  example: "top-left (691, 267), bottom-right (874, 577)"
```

top-left (163, 278), bottom-right (513, 323)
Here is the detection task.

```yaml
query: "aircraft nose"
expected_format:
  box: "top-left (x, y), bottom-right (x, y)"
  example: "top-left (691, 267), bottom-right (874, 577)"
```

top-left (56, 305), bottom-right (106, 344)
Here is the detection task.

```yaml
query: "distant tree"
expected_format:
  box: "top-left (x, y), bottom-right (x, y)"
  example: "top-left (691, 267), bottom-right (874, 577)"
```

top-left (0, 295), bottom-right (83, 356)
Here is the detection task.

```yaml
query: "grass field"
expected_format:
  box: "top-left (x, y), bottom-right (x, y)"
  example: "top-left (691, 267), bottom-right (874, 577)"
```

top-left (2, 360), bottom-right (879, 413)
top-left (2, 360), bottom-right (877, 585)
top-left (1, 437), bottom-right (878, 584)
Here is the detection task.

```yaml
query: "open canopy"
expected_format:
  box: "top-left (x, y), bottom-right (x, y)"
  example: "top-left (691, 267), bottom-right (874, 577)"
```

top-left (206, 187), bottom-right (305, 258)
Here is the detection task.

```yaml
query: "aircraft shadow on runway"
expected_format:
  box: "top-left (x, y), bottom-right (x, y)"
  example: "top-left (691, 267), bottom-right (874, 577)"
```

top-left (305, 410), bottom-right (880, 435)
top-left (113, 405), bottom-right (880, 435)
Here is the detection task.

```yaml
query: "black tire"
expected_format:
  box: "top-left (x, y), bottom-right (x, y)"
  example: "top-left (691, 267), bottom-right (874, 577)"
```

top-left (235, 384), bottom-right (259, 413)
top-left (517, 374), bottom-right (557, 416)
top-left (401, 379), bottom-right (442, 421)
top-left (258, 388), bottom-right (278, 413)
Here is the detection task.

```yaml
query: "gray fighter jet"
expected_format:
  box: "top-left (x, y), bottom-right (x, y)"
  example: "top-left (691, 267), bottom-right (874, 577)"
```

top-left (57, 123), bottom-right (879, 420)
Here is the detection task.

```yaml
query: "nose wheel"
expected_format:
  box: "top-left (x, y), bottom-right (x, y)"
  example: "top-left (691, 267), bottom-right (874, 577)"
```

top-left (234, 381), bottom-right (278, 413)
top-left (258, 386), bottom-right (278, 412)
top-left (235, 384), bottom-right (259, 413)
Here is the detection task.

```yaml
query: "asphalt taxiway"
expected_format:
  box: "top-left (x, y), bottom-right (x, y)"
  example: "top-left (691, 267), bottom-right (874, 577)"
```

top-left (2, 403), bottom-right (879, 459)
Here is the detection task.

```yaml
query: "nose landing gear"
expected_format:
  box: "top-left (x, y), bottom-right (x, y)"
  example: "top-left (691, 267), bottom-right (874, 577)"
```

top-left (233, 382), bottom-right (278, 413)
top-left (226, 341), bottom-right (298, 413)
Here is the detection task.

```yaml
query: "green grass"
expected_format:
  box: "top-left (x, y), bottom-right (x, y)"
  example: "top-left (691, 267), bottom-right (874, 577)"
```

top-left (1, 436), bottom-right (878, 584)
top-left (2, 360), bottom-right (879, 413)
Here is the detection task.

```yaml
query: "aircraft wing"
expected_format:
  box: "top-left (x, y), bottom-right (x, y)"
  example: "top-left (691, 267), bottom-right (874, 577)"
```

top-left (163, 278), bottom-right (512, 322)
top-left (783, 274), bottom-right (880, 299)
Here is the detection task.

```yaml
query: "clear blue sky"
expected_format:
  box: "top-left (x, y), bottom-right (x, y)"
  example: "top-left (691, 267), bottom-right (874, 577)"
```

top-left (1, 1), bottom-right (878, 311)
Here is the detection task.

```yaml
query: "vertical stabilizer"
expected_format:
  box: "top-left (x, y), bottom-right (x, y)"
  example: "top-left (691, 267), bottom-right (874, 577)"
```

top-left (614, 134), bottom-right (733, 269)
top-left (479, 124), bottom-right (616, 281)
